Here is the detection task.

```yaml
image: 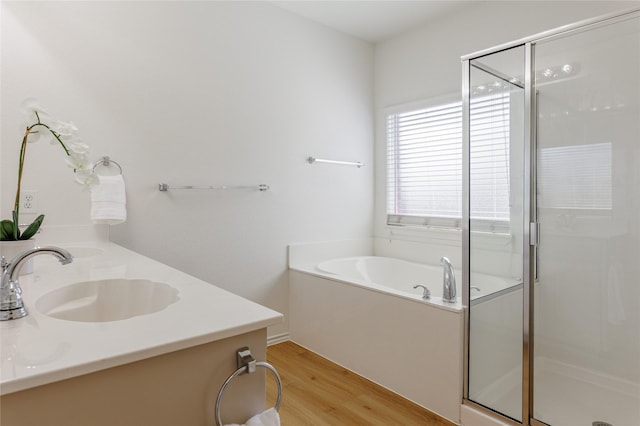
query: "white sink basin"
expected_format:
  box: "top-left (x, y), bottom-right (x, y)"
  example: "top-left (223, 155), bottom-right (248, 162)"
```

top-left (36, 279), bottom-right (179, 322)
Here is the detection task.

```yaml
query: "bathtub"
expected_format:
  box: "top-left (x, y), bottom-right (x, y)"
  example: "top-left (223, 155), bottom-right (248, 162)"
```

top-left (314, 256), bottom-right (517, 308)
top-left (314, 256), bottom-right (460, 309)
top-left (289, 252), bottom-right (520, 424)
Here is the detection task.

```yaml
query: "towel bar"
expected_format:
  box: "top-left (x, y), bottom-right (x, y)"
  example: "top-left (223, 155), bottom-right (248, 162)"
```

top-left (159, 183), bottom-right (270, 192)
top-left (92, 156), bottom-right (123, 175)
top-left (215, 347), bottom-right (282, 426)
top-left (307, 156), bottom-right (363, 168)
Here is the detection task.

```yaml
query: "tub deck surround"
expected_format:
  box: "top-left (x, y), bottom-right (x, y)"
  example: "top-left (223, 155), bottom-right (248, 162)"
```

top-left (289, 269), bottom-right (464, 424)
top-left (0, 239), bottom-right (283, 395)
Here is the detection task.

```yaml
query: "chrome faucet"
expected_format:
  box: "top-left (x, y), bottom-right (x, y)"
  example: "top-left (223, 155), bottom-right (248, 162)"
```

top-left (1, 246), bottom-right (73, 321)
top-left (440, 256), bottom-right (456, 303)
top-left (413, 284), bottom-right (431, 300)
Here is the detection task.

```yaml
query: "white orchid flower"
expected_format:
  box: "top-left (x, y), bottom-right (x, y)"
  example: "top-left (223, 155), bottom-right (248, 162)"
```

top-left (74, 169), bottom-right (99, 188)
top-left (4, 99), bottom-right (97, 241)
top-left (51, 120), bottom-right (80, 142)
top-left (20, 100), bottom-right (56, 144)
top-left (25, 127), bottom-right (44, 143)
top-left (66, 150), bottom-right (92, 171)
top-left (20, 97), bottom-right (49, 120)
top-left (66, 140), bottom-right (90, 155)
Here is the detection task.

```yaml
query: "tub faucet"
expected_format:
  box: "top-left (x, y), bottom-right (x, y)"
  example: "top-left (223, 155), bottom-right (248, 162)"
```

top-left (440, 256), bottom-right (456, 303)
top-left (413, 284), bottom-right (431, 300)
top-left (1, 246), bottom-right (73, 321)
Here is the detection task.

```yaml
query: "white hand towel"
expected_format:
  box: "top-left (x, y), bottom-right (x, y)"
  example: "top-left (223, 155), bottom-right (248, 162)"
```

top-left (245, 408), bottom-right (280, 426)
top-left (224, 408), bottom-right (280, 426)
top-left (91, 175), bottom-right (127, 225)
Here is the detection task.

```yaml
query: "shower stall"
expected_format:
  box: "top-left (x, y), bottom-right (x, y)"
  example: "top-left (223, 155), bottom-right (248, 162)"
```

top-left (462, 9), bottom-right (639, 426)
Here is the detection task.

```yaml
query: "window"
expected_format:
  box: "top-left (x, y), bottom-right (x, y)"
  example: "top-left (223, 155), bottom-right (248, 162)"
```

top-left (386, 92), bottom-right (511, 229)
top-left (538, 142), bottom-right (612, 210)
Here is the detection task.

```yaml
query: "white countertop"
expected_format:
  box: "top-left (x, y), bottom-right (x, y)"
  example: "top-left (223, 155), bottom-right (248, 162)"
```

top-left (0, 239), bottom-right (283, 395)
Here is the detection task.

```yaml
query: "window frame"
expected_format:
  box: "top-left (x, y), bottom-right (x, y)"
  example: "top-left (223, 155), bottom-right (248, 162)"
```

top-left (385, 93), bottom-right (512, 233)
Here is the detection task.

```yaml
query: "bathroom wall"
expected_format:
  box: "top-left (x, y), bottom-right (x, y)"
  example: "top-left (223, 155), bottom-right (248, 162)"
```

top-left (373, 1), bottom-right (638, 263)
top-left (1, 1), bottom-right (374, 338)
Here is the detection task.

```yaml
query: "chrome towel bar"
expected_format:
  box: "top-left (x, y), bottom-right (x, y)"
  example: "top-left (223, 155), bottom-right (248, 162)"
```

top-left (215, 347), bottom-right (282, 426)
top-left (307, 156), bottom-right (363, 168)
top-left (158, 183), bottom-right (270, 192)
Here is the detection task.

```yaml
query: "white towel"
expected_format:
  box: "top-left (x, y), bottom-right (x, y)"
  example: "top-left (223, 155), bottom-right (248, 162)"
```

top-left (225, 408), bottom-right (280, 426)
top-left (91, 175), bottom-right (127, 225)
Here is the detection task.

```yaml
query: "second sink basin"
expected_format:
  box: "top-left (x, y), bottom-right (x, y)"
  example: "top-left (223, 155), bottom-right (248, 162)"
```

top-left (36, 279), bottom-right (179, 322)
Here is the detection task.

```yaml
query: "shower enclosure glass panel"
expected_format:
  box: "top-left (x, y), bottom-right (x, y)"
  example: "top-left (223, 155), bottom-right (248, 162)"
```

top-left (533, 16), bottom-right (640, 426)
top-left (467, 46), bottom-right (525, 422)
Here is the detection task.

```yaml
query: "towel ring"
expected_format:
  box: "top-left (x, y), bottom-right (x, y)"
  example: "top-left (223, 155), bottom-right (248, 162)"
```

top-left (92, 156), bottom-right (123, 175)
top-left (216, 358), bottom-right (282, 426)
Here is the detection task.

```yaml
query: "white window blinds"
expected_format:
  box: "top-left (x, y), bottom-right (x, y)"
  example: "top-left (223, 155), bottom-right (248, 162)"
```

top-left (387, 92), bottom-right (511, 229)
top-left (469, 92), bottom-right (511, 222)
top-left (538, 142), bottom-right (612, 210)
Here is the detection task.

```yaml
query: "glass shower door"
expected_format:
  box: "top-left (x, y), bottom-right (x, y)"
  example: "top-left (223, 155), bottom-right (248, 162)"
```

top-left (467, 45), bottom-right (526, 422)
top-left (533, 15), bottom-right (640, 426)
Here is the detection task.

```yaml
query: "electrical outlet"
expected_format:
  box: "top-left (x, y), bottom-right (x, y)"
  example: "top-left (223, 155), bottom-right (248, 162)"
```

top-left (21, 190), bottom-right (38, 214)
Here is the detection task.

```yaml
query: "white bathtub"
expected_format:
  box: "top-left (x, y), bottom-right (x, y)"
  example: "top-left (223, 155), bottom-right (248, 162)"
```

top-left (315, 256), bottom-right (459, 309)
top-left (314, 256), bottom-right (517, 308)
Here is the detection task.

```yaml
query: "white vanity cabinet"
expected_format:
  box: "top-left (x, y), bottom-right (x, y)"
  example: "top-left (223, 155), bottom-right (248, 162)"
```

top-left (1, 329), bottom-right (267, 426)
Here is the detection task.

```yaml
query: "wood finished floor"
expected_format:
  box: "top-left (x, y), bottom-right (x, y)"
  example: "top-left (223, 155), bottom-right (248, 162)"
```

top-left (266, 341), bottom-right (456, 425)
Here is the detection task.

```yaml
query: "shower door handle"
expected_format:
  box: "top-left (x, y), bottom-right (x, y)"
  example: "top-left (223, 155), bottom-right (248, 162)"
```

top-left (529, 222), bottom-right (540, 246)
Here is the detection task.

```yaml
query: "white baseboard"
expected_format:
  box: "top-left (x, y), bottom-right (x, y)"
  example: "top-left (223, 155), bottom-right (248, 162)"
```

top-left (267, 332), bottom-right (290, 346)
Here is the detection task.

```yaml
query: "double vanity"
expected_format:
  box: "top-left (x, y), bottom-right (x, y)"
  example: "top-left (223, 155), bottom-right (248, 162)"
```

top-left (0, 230), bottom-right (282, 425)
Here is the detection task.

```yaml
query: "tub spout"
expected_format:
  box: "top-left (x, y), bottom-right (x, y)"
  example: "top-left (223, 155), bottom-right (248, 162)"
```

top-left (440, 257), bottom-right (456, 303)
top-left (1, 246), bottom-right (73, 321)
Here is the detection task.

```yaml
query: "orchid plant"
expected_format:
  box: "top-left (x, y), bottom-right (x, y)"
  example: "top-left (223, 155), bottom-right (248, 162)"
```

top-left (1, 99), bottom-right (96, 241)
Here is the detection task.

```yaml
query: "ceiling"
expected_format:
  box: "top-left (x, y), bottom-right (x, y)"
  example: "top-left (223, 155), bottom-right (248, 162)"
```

top-left (271, 1), bottom-right (478, 43)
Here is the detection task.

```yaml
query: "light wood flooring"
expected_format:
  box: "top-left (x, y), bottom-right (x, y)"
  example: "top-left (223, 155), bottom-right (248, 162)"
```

top-left (266, 341), bottom-right (456, 425)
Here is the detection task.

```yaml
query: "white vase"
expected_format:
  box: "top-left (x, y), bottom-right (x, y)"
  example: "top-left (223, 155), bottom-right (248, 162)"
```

top-left (0, 239), bottom-right (36, 275)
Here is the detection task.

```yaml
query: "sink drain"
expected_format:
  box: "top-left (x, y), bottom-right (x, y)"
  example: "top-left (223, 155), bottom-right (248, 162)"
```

top-left (592, 422), bottom-right (613, 426)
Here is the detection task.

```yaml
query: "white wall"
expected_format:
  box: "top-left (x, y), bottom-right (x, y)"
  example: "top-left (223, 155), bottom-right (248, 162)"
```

top-left (1, 1), bottom-right (374, 338)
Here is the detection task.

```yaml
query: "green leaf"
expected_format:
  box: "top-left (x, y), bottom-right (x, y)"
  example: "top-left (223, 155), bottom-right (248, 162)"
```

top-left (0, 220), bottom-right (16, 241)
top-left (20, 214), bottom-right (44, 240)
top-left (12, 211), bottom-right (20, 240)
